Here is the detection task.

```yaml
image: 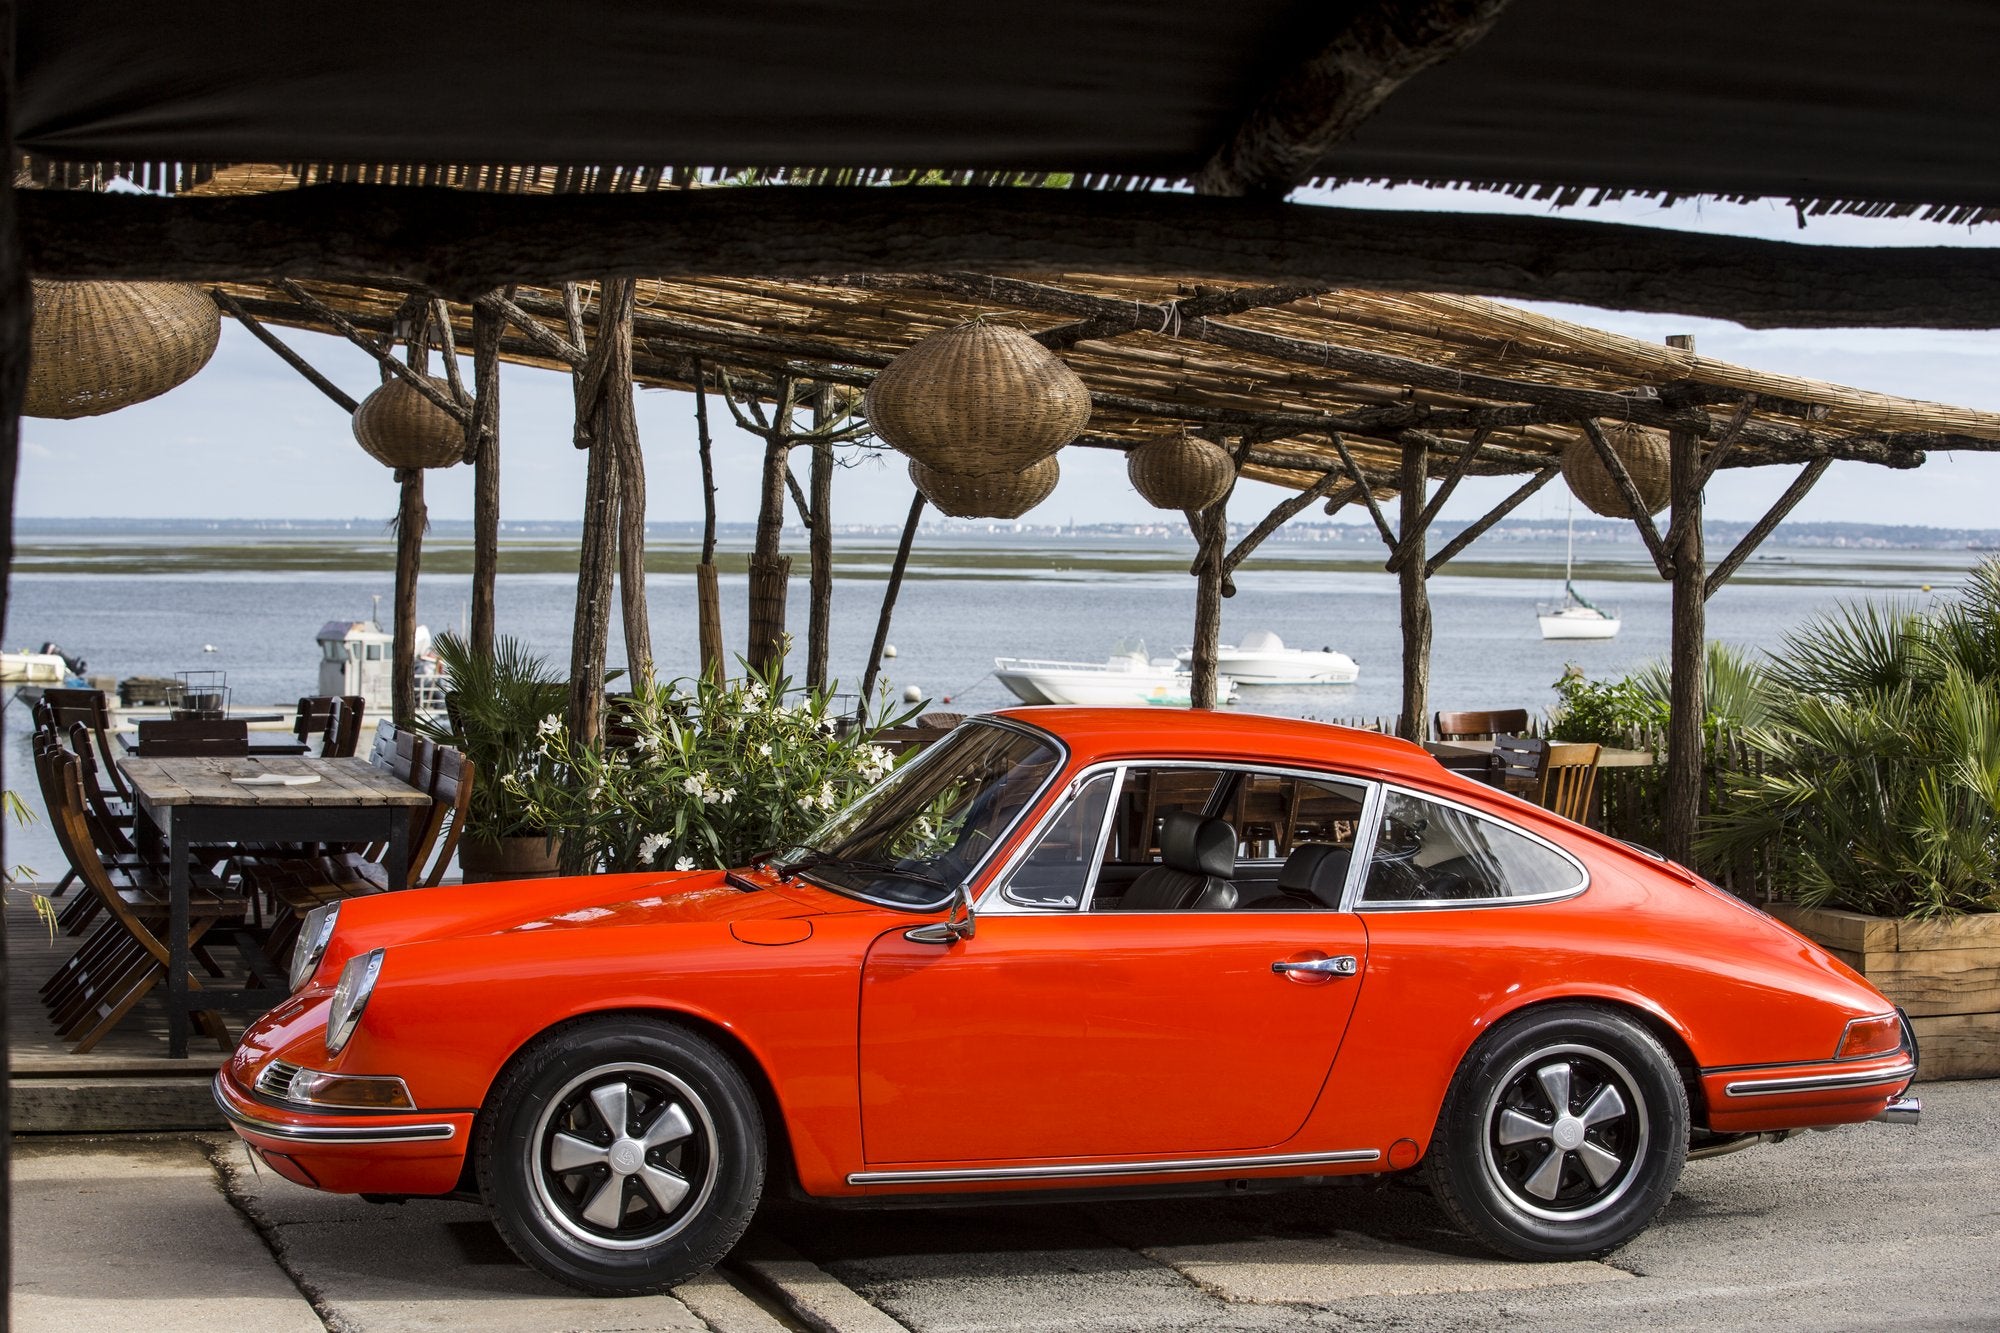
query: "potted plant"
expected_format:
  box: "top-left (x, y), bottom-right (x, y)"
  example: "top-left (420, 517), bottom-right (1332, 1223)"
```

top-left (416, 633), bottom-right (570, 882)
top-left (1702, 562), bottom-right (2000, 1077)
top-left (507, 659), bottom-right (915, 874)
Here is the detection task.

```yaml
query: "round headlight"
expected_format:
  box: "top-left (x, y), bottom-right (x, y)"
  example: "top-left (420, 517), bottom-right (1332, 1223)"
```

top-left (325, 948), bottom-right (385, 1057)
top-left (290, 903), bottom-right (341, 992)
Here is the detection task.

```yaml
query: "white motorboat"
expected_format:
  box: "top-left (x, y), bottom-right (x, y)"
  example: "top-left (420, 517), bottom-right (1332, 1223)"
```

top-left (1538, 502), bottom-right (1621, 640)
top-left (1176, 630), bottom-right (1359, 686)
top-left (1, 651), bottom-right (73, 684)
top-left (993, 649), bottom-right (1236, 707)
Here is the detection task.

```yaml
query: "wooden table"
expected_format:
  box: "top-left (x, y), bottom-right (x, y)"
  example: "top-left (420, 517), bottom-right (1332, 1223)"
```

top-left (117, 755), bottom-right (432, 1058)
top-left (121, 734), bottom-right (311, 758)
top-left (1426, 739), bottom-right (1657, 770)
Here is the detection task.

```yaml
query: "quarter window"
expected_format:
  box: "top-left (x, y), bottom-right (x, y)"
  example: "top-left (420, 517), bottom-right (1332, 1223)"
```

top-left (998, 772), bottom-right (1114, 909)
top-left (1361, 790), bottom-right (1583, 905)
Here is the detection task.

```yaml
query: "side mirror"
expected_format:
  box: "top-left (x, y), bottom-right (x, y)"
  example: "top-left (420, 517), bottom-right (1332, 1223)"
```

top-left (904, 883), bottom-right (976, 945)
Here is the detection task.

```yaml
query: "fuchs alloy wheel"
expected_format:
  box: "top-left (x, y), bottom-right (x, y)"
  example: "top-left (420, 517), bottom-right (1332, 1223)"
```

top-left (477, 1017), bottom-right (765, 1294)
top-left (1425, 1005), bottom-right (1687, 1260)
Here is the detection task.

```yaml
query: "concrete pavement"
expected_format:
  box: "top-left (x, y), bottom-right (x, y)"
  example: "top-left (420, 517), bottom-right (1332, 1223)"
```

top-left (12, 1079), bottom-right (1999, 1332)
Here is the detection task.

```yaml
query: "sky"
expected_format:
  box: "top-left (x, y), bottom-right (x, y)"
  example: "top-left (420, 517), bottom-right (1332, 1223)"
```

top-left (20, 184), bottom-right (2000, 532)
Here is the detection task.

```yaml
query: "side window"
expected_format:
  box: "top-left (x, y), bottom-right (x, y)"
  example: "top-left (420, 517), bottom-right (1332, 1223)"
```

top-left (1104, 767), bottom-right (1230, 865)
top-left (1228, 771), bottom-right (1369, 862)
top-left (1361, 790), bottom-right (1584, 905)
top-left (997, 772), bottom-right (1115, 909)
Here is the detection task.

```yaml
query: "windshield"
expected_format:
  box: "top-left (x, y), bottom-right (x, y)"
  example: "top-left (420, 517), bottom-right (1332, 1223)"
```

top-left (776, 720), bottom-right (1062, 908)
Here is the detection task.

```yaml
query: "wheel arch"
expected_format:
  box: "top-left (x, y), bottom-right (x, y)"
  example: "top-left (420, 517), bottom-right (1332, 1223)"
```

top-left (1464, 993), bottom-right (1708, 1129)
top-left (477, 1005), bottom-right (801, 1195)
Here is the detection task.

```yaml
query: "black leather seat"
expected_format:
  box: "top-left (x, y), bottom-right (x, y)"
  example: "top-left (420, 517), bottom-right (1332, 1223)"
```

top-left (1119, 812), bottom-right (1237, 910)
top-left (1276, 842), bottom-right (1352, 908)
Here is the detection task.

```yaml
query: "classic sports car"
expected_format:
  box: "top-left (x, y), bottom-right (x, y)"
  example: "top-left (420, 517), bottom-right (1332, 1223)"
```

top-left (217, 709), bottom-right (1919, 1294)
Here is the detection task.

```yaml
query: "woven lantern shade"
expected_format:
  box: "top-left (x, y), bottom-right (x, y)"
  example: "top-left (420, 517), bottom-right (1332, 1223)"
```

top-left (1127, 432), bottom-right (1236, 511)
top-left (352, 376), bottom-right (465, 470)
top-left (27, 280), bottom-right (221, 420)
top-left (1561, 423), bottom-right (1671, 517)
top-left (864, 321), bottom-right (1090, 476)
top-left (910, 456), bottom-right (1059, 519)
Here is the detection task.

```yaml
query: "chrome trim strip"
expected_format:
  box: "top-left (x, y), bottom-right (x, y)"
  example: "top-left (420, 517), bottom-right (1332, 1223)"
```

top-left (213, 1075), bottom-right (457, 1145)
top-left (846, 1148), bottom-right (1380, 1186)
top-left (1723, 1062), bottom-right (1917, 1098)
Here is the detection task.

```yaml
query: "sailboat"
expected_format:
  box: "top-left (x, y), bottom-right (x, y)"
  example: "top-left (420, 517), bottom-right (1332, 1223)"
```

top-left (1538, 502), bottom-right (1621, 640)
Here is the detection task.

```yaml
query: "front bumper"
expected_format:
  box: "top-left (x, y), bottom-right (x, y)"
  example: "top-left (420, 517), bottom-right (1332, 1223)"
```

top-left (213, 1070), bottom-right (472, 1195)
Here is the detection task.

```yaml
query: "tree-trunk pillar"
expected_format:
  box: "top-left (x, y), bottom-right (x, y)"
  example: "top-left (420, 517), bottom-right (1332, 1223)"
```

top-left (805, 426), bottom-right (834, 691)
top-left (467, 294), bottom-right (503, 658)
top-left (747, 423), bottom-right (792, 674)
top-left (1189, 501), bottom-right (1226, 710)
top-left (0, 7), bottom-right (29, 1299)
top-left (1664, 334), bottom-right (1706, 863)
top-left (392, 470), bottom-right (425, 726)
top-left (604, 303), bottom-right (649, 685)
top-left (693, 359), bottom-right (725, 679)
top-left (1397, 440), bottom-right (1433, 742)
top-left (567, 281), bottom-right (637, 745)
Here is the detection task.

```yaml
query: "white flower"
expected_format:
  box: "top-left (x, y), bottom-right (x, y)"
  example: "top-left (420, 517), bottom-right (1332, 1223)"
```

top-left (757, 742), bottom-right (772, 758)
top-left (745, 680), bottom-right (768, 703)
top-left (797, 794), bottom-right (817, 810)
top-left (537, 714), bottom-right (562, 737)
top-left (635, 733), bottom-right (660, 753)
top-left (818, 781), bottom-right (838, 810)
top-left (717, 787), bottom-right (736, 806)
top-left (674, 856), bottom-right (696, 872)
top-left (638, 832), bottom-right (671, 864)
top-left (682, 772), bottom-right (711, 798)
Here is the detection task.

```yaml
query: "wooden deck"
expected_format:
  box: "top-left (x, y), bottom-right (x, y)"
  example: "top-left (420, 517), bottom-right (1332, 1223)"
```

top-left (5, 894), bottom-right (230, 1131)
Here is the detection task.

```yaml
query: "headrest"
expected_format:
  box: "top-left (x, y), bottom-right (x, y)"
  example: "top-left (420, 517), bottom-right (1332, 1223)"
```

top-left (1158, 811), bottom-right (1236, 879)
top-left (1279, 843), bottom-right (1353, 908)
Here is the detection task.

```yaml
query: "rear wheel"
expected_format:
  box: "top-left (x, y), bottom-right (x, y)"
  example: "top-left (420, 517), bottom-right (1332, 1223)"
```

top-left (1425, 1005), bottom-right (1686, 1260)
top-left (477, 1017), bottom-right (765, 1294)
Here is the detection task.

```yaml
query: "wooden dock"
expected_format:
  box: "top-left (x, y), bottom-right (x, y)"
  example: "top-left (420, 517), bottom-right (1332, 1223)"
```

top-left (5, 896), bottom-right (229, 1132)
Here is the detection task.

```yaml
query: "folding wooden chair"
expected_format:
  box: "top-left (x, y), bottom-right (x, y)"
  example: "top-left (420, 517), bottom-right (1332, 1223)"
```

top-left (1542, 743), bottom-right (1604, 824)
top-left (294, 694), bottom-right (367, 757)
top-left (1491, 734), bottom-right (1551, 802)
top-left (41, 688), bottom-right (132, 803)
top-left (1434, 708), bottom-right (1531, 742)
top-left (36, 750), bottom-right (244, 1053)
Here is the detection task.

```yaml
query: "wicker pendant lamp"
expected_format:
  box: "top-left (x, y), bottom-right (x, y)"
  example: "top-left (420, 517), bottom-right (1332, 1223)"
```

top-left (352, 376), bottom-right (465, 470)
top-left (26, 280), bottom-right (222, 419)
top-left (1561, 423), bottom-right (1671, 517)
top-left (1126, 432), bottom-right (1236, 511)
top-left (864, 321), bottom-right (1090, 476)
top-left (910, 456), bottom-right (1059, 519)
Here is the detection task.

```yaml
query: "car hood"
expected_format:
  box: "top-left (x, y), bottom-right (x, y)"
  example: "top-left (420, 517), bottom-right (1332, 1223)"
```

top-left (329, 867), bottom-right (872, 956)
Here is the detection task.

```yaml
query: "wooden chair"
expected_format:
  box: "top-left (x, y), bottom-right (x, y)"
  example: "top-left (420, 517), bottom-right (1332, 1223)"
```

top-left (1434, 709), bottom-right (1530, 742)
top-left (1542, 743), bottom-right (1603, 824)
top-left (35, 749), bottom-right (244, 1053)
top-left (39, 688), bottom-right (132, 802)
top-left (1491, 734), bottom-right (1551, 801)
top-left (133, 718), bottom-right (249, 757)
top-left (294, 694), bottom-right (366, 757)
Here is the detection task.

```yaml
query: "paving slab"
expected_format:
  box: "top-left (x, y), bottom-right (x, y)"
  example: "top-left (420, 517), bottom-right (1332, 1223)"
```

top-left (11, 1135), bottom-right (321, 1333)
top-left (215, 1140), bottom-right (708, 1332)
top-left (1144, 1230), bottom-right (1628, 1302)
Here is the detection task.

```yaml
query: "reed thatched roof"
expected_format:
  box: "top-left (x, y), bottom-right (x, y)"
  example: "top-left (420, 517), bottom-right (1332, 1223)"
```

top-left (211, 264), bottom-right (2000, 504)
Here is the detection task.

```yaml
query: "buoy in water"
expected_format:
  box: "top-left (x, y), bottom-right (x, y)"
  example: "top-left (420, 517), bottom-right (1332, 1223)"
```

top-left (202, 644), bottom-right (216, 653)
top-left (1922, 584), bottom-right (1932, 592)
top-left (883, 644), bottom-right (898, 659)
top-left (902, 685), bottom-right (922, 704)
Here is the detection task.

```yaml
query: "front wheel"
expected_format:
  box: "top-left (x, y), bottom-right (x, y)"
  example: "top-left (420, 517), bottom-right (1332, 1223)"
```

top-left (476, 1017), bottom-right (765, 1294)
top-left (1424, 1005), bottom-right (1687, 1260)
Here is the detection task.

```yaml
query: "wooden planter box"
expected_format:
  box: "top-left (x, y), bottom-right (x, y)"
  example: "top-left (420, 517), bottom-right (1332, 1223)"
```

top-left (1767, 902), bottom-right (2000, 1080)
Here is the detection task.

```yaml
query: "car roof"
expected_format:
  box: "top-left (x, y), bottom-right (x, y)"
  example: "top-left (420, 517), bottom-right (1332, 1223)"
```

top-left (988, 707), bottom-right (1449, 783)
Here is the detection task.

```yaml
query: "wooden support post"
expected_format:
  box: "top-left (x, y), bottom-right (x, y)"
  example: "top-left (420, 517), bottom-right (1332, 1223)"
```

top-left (390, 303), bottom-right (430, 729)
top-left (692, 358), bottom-right (725, 679)
top-left (1579, 416), bottom-right (1675, 579)
top-left (862, 491), bottom-right (926, 709)
top-left (467, 293), bottom-right (503, 658)
top-left (1663, 333), bottom-right (1705, 865)
top-left (211, 288), bottom-right (359, 412)
top-left (745, 379), bottom-right (797, 675)
top-left (1397, 440), bottom-right (1433, 742)
top-left (1705, 457), bottom-right (1830, 600)
top-left (1189, 502), bottom-right (1227, 711)
top-left (806, 393), bottom-right (835, 691)
top-left (1424, 465), bottom-right (1559, 576)
top-left (596, 281), bottom-right (651, 687)
top-left (566, 283), bottom-right (631, 745)
top-left (0, 2), bottom-right (27, 1283)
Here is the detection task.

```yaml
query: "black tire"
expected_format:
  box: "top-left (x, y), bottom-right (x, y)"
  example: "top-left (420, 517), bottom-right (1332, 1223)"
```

top-left (476, 1016), bottom-right (765, 1295)
top-left (1424, 1004), bottom-right (1687, 1261)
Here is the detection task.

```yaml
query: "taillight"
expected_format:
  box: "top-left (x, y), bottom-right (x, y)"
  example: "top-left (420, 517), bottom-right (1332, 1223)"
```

top-left (1837, 1013), bottom-right (1905, 1060)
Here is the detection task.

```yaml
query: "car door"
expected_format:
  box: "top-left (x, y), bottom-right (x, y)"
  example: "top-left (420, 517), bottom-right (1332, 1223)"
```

top-left (856, 765), bottom-right (1374, 1167)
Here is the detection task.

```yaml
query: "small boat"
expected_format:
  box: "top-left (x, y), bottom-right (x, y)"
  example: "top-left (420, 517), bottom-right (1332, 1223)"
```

top-left (993, 647), bottom-right (1236, 707)
top-left (1538, 503), bottom-right (1621, 640)
top-left (2, 642), bottom-right (85, 684)
top-left (1176, 630), bottom-right (1358, 687)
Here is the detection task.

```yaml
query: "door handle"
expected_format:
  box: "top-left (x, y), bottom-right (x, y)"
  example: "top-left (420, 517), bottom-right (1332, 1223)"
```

top-left (1271, 955), bottom-right (1358, 977)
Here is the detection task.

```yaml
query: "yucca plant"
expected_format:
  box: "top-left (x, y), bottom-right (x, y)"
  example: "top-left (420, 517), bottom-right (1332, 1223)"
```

top-left (413, 632), bottom-right (570, 849)
top-left (1700, 563), bottom-right (2000, 919)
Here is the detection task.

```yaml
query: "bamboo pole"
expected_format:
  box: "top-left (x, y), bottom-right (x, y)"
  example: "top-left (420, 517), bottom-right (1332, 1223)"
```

top-left (862, 491), bottom-right (925, 708)
top-left (468, 293), bottom-right (503, 658)
top-left (1663, 333), bottom-right (1704, 864)
top-left (1397, 439), bottom-right (1432, 742)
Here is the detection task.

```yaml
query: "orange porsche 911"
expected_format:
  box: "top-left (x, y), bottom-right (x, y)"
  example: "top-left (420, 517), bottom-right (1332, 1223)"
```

top-left (217, 709), bottom-right (1919, 1294)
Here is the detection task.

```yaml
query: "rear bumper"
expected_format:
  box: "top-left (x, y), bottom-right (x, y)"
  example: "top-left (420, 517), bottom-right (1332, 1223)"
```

top-left (213, 1070), bottom-right (470, 1195)
top-left (1700, 1054), bottom-right (1917, 1133)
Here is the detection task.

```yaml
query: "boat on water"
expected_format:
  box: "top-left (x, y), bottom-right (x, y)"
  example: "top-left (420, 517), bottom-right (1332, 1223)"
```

top-left (1175, 630), bottom-right (1358, 686)
top-left (1, 643), bottom-right (84, 685)
top-left (993, 647), bottom-right (1236, 707)
top-left (1538, 503), bottom-right (1622, 640)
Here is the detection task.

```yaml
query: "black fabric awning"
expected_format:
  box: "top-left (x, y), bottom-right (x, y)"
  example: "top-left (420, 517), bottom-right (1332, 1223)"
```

top-left (16, 0), bottom-right (2000, 214)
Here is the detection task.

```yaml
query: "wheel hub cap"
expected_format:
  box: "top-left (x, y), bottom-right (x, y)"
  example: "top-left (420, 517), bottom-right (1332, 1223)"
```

top-left (1483, 1046), bottom-right (1649, 1221)
top-left (530, 1063), bottom-right (719, 1250)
